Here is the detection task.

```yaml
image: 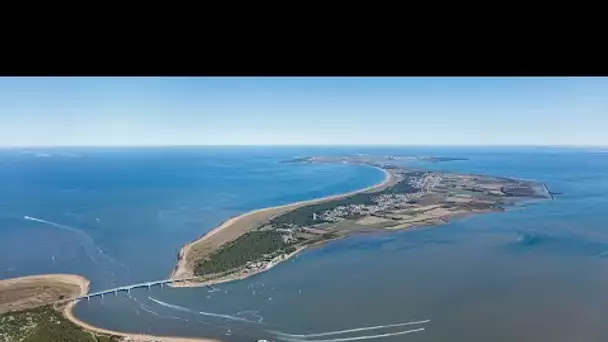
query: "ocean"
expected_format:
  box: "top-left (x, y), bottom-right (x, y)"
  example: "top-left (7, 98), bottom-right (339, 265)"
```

top-left (1, 146), bottom-right (607, 342)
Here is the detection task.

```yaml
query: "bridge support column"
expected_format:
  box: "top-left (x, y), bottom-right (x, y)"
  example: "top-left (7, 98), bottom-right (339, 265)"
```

top-left (127, 288), bottom-right (131, 295)
top-left (101, 293), bottom-right (104, 298)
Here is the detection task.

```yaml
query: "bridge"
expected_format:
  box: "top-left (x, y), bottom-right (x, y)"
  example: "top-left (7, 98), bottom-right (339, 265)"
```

top-left (56, 277), bottom-right (201, 303)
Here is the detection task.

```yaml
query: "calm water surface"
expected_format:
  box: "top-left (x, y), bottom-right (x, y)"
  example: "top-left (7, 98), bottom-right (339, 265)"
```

top-left (1, 147), bottom-right (607, 342)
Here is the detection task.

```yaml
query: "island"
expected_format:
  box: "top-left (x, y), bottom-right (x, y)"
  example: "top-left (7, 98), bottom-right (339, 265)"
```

top-left (170, 155), bottom-right (551, 287)
top-left (0, 154), bottom-right (553, 341)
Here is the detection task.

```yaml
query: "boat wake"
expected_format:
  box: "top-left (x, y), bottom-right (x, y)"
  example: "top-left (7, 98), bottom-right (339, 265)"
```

top-left (269, 319), bottom-right (429, 341)
top-left (145, 296), bottom-right (428, 341)
top-left (273, 328), bottom-right (425, 342)
top-left (270, 320), bottom-right (430, 338)
top-left (23, 215), bottom-right (129, 285)
top-left (148, 297), bottom-right (261, 324)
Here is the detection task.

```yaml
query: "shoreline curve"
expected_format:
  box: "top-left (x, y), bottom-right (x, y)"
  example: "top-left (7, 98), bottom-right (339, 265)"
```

top-left (170, 165), bottom-right (395, 286)
top-left (64, 301), bottom-right (221, 342)
top-left (9, 165), bottom-right (392, 342)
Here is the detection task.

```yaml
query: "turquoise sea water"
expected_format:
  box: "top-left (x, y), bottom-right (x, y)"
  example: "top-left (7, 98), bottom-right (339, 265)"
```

top-left (1, 147), bottom-right (607, 342)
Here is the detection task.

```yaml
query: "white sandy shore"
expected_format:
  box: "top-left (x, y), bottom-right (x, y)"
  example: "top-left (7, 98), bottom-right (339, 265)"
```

top-left (0, 274), bottom-right (89, 294)
top-left (60, 282), bottom-right (221, 342)
top-left (64, 304), bottom-right (221, 342)
top-left (170, 166), bottom-right (394, 286)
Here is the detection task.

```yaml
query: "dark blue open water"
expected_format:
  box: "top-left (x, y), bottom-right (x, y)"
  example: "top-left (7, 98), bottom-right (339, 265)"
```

top-left (1, 147), bottom-right (607, 342)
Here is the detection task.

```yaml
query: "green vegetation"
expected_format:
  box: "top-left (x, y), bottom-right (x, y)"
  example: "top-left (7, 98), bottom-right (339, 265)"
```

top-left (270, 176), bottom-right (424, 228)
top-left (194, 230), bottom-right (292, 276)
top-left (193, 172), bottom-right (430, 278)
top-left (0, 306), bottom-right (120, 342)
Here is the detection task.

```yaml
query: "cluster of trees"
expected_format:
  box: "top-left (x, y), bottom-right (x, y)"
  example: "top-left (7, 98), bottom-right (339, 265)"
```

top-left (0, 306), bottom-right (120, 342)
top-left (194, 230), bottom-right (292, 276)
top-left (270, 192), bottom-right (378, 228)
top-left (270, 175), bottom-right (424, 228)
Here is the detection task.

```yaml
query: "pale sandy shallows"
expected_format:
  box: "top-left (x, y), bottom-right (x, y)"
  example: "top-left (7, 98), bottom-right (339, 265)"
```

top-left (170, 167), bottom-right (395, 284)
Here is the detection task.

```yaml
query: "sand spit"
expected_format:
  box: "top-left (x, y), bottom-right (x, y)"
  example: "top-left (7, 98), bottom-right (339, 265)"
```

top-left (170, 167), bottom-right (394, 285)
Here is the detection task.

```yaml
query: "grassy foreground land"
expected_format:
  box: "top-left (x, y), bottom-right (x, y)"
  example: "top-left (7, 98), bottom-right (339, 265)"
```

top-left (0, 274), bottom-right (120, 342)
top-left (0, 305), bottom-right (120, 342)
top-left (0, 275), bottom-right (219, 342)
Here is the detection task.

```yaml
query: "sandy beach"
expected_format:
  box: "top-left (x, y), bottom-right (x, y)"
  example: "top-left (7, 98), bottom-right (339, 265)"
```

top-left (0, 273), bottom-right (89, 314)
top-left (170, 166), bottom-right (396, 285)
top-left (64, 304), bottom-right (221, 342)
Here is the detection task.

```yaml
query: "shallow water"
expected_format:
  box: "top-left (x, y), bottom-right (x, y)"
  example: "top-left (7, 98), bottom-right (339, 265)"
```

top-left (2, 147), bottom-right (608, 341)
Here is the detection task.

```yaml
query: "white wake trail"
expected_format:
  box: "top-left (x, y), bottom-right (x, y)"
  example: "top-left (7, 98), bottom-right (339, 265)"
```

top-left (24, 216), bottom-right (101, 264)
top-left (148, 297), bottom-right (198, 314)
top-left (276, 328), bottom-right (425, 342)
top-left (271, 320), bottom-right (430, 338)
top-left (148, 297), bottom-right (258, 324)
top-left (127, 294), bottom-right (185, 321)
top-left (23, 215), bottom-right (126, 271)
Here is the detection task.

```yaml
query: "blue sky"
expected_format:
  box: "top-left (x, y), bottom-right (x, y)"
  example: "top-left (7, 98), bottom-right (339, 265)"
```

top-left (1, 77), bottom-right (606, 146)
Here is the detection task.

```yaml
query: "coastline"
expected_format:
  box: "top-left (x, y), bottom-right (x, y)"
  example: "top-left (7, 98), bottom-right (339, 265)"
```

top-left (0, 274), bottom-right (89, 295)
top-left (63, 303), bottom-right (221, 342)
top-left (0, 273), bottom-right (220, 342)
top-left (60, 165), bottom-right (392, 341)
top-left (171, 245), bottom-right (309, 289)
top-left (3, 163), bottom-right (554, 342)
top-left (170, 165), bottom-right (394, 285)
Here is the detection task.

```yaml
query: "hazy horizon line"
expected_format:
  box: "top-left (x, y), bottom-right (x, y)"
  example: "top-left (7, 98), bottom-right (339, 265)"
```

top-left (1, 144), bottom-right (607, 149)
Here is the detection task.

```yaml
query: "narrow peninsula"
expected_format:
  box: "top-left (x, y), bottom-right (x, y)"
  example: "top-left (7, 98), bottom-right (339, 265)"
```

top-left (170, 155), bottom-right (552, 287)
top-left (1, 154), bottom-right (553, 342)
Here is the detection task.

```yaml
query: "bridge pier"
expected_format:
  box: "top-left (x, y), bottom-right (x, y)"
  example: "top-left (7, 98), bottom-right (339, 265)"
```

top-left (100, 293), bottom-right (104, 298)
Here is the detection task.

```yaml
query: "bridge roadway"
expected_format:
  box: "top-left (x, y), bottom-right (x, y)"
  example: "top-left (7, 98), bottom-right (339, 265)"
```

top-left (56, 277), bottom-right (201, 303)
